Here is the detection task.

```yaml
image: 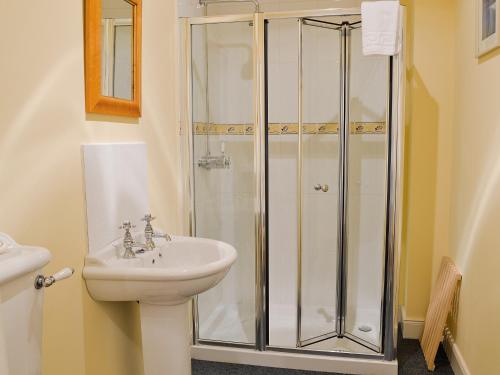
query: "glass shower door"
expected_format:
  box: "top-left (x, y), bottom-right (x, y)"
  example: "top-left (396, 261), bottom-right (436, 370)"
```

top-left (296, 17), bottom-right (390, 352)
top-left (187, 12), bottom-right (397, 356)
top-left (266, 16), bottom-right (344, 349)
top-left (298, 17), bottom-right (342, 347)
top-left (344, 26), bottom-right (389, 352)
top-left (191, 20), bottom-right (256, 345)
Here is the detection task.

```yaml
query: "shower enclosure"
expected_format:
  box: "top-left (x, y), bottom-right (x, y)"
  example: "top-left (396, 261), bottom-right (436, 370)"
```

top-left (181, 6), bottom-right (405, 372)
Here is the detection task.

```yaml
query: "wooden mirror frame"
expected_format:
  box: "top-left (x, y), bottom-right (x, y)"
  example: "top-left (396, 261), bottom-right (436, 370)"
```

top-left (84, 0), bottom-right (142, 117)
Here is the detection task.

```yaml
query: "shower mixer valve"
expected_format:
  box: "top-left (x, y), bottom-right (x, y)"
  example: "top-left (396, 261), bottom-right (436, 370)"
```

top-left (197, 154), bottom-right (231, 169)
top-left (198, 141), bottom-right (231, 170)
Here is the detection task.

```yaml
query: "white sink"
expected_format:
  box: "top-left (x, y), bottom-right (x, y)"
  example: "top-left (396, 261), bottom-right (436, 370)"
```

top-left (83, 234), bottom-right (236, 305)
top-left (83, 233), bottom-right (237, 375)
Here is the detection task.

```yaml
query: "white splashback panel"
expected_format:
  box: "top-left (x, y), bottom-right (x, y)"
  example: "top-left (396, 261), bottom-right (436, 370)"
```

top-left (82, 143), bottom-right (150, 254)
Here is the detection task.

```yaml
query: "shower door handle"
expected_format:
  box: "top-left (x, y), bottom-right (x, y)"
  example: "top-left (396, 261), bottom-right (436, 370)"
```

top-left (314, 184), bottom-right (329, 193)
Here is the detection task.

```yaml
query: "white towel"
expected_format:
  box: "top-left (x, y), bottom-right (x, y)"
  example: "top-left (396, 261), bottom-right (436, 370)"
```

top-left (361, 1), bottom-right (401, 56)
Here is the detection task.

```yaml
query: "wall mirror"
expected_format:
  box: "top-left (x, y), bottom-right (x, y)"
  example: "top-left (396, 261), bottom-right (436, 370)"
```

top-left (85, 0), bottom-right (142, 117)
top-left (476, 0), bottom-right (500, 56)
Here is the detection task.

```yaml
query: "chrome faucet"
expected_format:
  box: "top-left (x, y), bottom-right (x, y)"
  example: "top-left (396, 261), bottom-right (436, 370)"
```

top-left (142, 214), bottom-right (156, 251)
top-left (141, 214), bottom-right (172, 251)
top-left (119, 221), bottom-right (145, 258)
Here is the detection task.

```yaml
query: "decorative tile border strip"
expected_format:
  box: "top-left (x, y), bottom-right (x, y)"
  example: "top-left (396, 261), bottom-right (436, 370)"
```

top-left (193, 122), bottom-right (386, 136)
top-left (351, 122), bottom-right (386, 134)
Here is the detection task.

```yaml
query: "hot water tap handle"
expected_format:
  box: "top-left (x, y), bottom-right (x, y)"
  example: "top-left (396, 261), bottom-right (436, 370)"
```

top-left (119, 221), bottom-right (136, 231)
top-left (141, 214), bottom-right (156, 224)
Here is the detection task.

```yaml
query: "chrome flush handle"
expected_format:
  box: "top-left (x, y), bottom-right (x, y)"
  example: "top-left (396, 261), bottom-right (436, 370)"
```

top-left (35, 268), bottom-right (74, 289)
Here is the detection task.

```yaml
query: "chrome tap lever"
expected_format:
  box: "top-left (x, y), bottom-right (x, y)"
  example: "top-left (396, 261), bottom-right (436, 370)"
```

top-left (142, 214), bottom-right (156, 250)
top-left (153, 232), bottom-right (172, 242)
top-left (119, 221), bottom-right (139, 258)
top-left (142, 214), bottom-right (156, 224)
top-left (142, 214), bottom-right (156, 249)
top-left (35, 267), bottom-right (75, 289)
top-left (119, 221), bottom-right (136, 247)
top-left (119, 221), bottom-right (135, 231)
top-left (141, 214), bottom-right (172, 249)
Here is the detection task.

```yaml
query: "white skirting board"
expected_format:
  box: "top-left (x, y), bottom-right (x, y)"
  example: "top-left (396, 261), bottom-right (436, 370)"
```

top-left (443, 328), bottom-right (471, 375)
top-left (191, 345), bottom-right (398, 375)
top-left (401, 319), bottom-right (424, 339)
top-left (398, 305), bottom-right (470, 375)
top-left (399, 306), bottom-right (424, 339)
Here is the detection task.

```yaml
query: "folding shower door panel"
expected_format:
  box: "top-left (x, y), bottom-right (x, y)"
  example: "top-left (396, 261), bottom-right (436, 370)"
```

top-left (298, 18), bottom-right (342, 346)
top-left (344, 26), bottom-right (389, 351)
top-left (295, 17), bottom-right (390, 351)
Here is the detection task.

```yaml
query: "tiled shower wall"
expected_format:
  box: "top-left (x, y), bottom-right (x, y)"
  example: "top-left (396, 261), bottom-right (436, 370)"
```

top-left (190, 7), bottom-right (388, 348)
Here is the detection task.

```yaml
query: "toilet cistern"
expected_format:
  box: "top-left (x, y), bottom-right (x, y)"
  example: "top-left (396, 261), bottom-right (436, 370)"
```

top-left (0, 233), bottom-right (74, 374)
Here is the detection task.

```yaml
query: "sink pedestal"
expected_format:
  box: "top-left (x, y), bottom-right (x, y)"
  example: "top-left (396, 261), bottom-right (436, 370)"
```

top-left (84, 236), bottom-right (237, 374)
top-left (140, 302), bottom-right (191, 375)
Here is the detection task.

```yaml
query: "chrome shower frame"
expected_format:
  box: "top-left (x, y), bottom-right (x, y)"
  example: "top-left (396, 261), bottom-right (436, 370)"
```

top-left (180, 6), bottom-right (406, 365)
top-left (198, 0), bottom-right (260, 12)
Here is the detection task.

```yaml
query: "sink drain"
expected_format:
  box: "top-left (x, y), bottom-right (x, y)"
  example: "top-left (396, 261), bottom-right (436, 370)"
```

top-left (358, 325), bottom-right (372, 333)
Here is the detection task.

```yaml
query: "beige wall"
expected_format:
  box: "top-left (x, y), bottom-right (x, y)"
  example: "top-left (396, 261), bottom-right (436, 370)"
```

top-left (0, 1), bottom-right (180, 374)
top-left (447, 0), bottom-right (500, 373)
top-left (402, 0), bottom-right (500, 373)
top-left (2, 0), bottom-right (500, 373)
top-left (399, 0), bottom-right (456, 321)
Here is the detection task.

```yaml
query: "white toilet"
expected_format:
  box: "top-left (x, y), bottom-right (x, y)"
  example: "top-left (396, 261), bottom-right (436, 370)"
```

top-left (0, 233), bottom-right (71, 375)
